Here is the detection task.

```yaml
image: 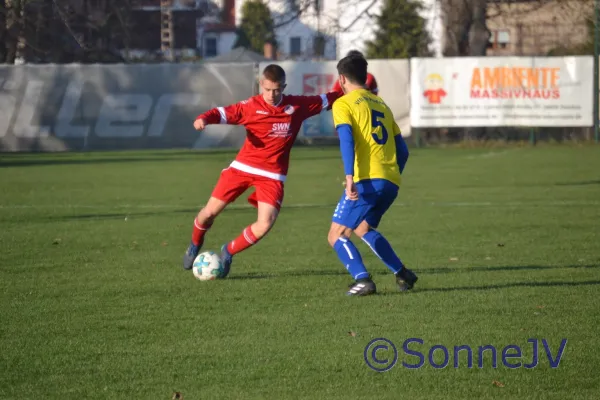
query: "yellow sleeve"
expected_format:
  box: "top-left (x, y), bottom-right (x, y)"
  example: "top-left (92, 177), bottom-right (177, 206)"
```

top-left (332, 100), bottom-right (352, 128)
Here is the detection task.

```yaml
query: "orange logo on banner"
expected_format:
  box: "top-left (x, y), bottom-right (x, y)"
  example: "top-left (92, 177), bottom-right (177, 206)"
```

top-left (423, 73), bottom-right (447, 104)
top-left (470, 67), bottom-right (560, 99)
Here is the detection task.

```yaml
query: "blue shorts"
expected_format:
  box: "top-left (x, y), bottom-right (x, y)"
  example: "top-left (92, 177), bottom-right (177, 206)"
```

top-left (332, 179), bottom-right (399, 230)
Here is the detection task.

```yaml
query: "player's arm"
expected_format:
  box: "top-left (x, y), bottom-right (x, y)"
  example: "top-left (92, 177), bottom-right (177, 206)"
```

top-left (337, 123), bottom-right (355, 177)
top-left (194, 101), bottom-right (247, 130)
top-left (331, 80), bottom-right (342, 94)
top-left (367, 74), bottom-right (379, 95)
top-left (295, 90), bottom-right (344, 119)
top-left (394, 122), bottom-right (409, 173)
top-left (332, 101), bottom-right (358, 199)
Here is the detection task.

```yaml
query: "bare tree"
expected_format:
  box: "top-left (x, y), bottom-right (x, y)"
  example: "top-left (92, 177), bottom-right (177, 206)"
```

top-left (0, 1), bottom-right (7, 62)
top-left (0, 0), bottom-right (132, 64)
top-left (440, 0), bottom-right (488, 56)
top-left (269, 0), bottom-right (377, 33)
top-left (3, 0), bottom-right (25, 63)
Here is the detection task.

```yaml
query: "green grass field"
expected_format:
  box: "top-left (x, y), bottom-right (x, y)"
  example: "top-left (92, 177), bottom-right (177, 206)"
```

top-left (1, 145), bottom-right (600, 399)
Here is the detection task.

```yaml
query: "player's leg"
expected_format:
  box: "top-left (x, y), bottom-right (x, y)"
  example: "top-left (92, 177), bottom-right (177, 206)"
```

top-left (355, 219), bottom-right (418, 291)
top-left (190, 197), bottom-right (227, 247)
top-left (219, 177), bottom-right (283, 277)
top-left (329, 192), bottom-right (376, 296)
top-left (183, 168), bottom-right (250, 270)
top-left (352, 183), bottom-right (418, 291)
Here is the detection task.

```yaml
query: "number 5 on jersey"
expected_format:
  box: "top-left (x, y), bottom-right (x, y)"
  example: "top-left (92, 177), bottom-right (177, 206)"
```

top-left (371, 109), bottom-right (388, 145)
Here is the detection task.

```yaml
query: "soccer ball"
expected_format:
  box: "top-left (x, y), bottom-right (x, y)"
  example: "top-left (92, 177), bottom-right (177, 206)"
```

top-left (192, 251), bottom-right (225, 281)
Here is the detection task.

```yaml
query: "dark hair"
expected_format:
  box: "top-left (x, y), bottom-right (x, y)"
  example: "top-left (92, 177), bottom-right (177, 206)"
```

top-left (262, 64), bottom-right (286, 84)
top-left (346, 50), bottom-right (364, 58)
top-left (337, 55), bottom-right (368, 85)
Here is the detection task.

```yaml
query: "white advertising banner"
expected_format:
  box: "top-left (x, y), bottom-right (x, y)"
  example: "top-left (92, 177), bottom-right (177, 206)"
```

top-left (410, 56), bottom-right (594, 127)
top-left (259, 60), bottom-right (411, 137)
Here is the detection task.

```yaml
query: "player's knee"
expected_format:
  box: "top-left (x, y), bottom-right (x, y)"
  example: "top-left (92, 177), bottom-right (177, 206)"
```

top-left (198, 206), bottom-right (219, 223)
top-left (328, 225), bottom-right (349, 247)
top-left (327, 231), bottom-right (339, 247)
top-left (353, 222), bottom-right (372, 238)
top-left (252, 220), bottom-right (273, 238)
top-left (254, 212), bottom-right (278, 237)
top-left (198, 197), bottom-right (228, 223)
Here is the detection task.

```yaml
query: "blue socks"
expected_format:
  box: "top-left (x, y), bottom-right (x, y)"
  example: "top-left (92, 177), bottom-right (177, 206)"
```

top-left (333, 237), bottom-right (370, 280)
top-left (333, 231), bottom-right (404, 280)
top-left (362, 230), bottom-right (404, 274)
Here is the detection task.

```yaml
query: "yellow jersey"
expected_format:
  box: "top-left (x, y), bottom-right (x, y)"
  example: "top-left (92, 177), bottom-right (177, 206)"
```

top-left (332, 89), bottom-right (402, 187)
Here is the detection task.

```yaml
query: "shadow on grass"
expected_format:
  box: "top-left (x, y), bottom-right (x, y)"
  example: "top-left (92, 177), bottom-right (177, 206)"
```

top-left (228, 264), bottom-right (600, 281)
top-left (555, 180), bottom-right (600, 187)
top-left (51, 209), bottom-right (199, 220)
top-left (417, 264), bottom-right (600, 274)
top-left (0, 148), bottom-right (341, 168)
top-left (408, 279), bottom-right (600, 294)
top-left (0, 151), bottom-right (238, 168)
top-left (47, 202), bottom-right (339, 221)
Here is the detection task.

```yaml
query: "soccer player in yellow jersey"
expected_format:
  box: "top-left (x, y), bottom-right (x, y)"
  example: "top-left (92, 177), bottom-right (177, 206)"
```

top-left (328, 54), bottom-right (418, 296)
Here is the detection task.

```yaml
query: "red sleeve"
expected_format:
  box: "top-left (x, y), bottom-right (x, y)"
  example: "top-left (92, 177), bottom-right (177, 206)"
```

top-left (331, 80), bottom-right (341, 93)
top-left (292, 91), bottom-right (343, 119)
top-left (196, 100), bottom-right (248, 125)
top-left (367, 73), bottom-right (378, 94)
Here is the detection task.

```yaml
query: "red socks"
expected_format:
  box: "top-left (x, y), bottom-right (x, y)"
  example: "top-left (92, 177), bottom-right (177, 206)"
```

top-left (227, 226), bottom-right (260, 256)
top-left (191, 218), bottom-right (212, 247)
top-left (193, 220), bottom-right (260, 256)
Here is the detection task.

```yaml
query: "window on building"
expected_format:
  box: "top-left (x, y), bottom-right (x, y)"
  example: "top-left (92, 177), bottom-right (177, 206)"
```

top-left (204, 37), bottom-right (217, 57)
top-left (497, 30), bottom-right (510, 49)
top-left (488, 29), bottom-right (510, 50)
top-left (313, 35), bottom-right (325, 57)
top-left (290, 37), bottom-right (302, 56)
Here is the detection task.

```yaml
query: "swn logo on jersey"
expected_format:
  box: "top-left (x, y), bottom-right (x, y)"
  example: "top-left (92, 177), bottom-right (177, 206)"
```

top-left (269, 122), bottom-right (291, 137)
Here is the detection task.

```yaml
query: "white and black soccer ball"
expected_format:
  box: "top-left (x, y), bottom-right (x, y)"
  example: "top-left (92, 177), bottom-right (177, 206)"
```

top-left (192, 251), bottom-right (225, 281)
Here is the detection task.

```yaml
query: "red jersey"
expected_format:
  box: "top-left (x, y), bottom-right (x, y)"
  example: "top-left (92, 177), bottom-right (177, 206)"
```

top-left (197, 91), bottom-right (341, 182)
top-left (331, 72), bottom-right (378, 95)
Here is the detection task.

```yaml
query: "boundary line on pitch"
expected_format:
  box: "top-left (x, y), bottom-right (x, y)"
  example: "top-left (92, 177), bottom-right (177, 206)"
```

top-left (1, 200), bottom-right (599, 210)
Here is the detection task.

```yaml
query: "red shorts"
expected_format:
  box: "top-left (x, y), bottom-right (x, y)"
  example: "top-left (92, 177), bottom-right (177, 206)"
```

top-left (211, 167), bottom-right (285, 210)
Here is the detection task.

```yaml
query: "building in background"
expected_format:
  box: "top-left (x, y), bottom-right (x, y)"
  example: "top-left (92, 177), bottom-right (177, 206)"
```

top-left (128, 0), bottom-right (338, 61)
top-left (128, 0), bottom-right (213, 60)
top-left (123, 0), bottom-right (594, 61)
top-left (196, 0), bottom-right (336, 61)
top-left (200, 0), bottom-right (446, 61)
top-left (197, 0), bottom-right (238, 58)
top-left (79, 0), bottom-right (443, 62)
top-left (246, 0), bottom-right (337, 60)
top-left (486, 0), bottom-right (592, 56)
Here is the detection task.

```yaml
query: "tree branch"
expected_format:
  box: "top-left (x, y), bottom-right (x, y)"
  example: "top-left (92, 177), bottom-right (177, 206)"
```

top-left (51, 0), bottom-right (87, 50)
top-left (337, 0), bottom-right (378, 32)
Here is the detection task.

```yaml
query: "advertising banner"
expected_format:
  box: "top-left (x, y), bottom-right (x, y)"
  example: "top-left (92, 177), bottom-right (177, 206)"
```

top-left (410, 56), bottom-right (593, 127)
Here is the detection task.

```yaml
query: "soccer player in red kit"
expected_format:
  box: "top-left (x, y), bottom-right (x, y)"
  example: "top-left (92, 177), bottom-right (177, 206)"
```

top-left (183, 64), bottom-right (343, 274)
top-left (331, 50), bottom-right (379, 95)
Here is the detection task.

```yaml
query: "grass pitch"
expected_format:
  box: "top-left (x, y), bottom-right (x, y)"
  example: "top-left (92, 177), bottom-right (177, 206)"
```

top-left (1, 145), bottom-right (600, 399)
